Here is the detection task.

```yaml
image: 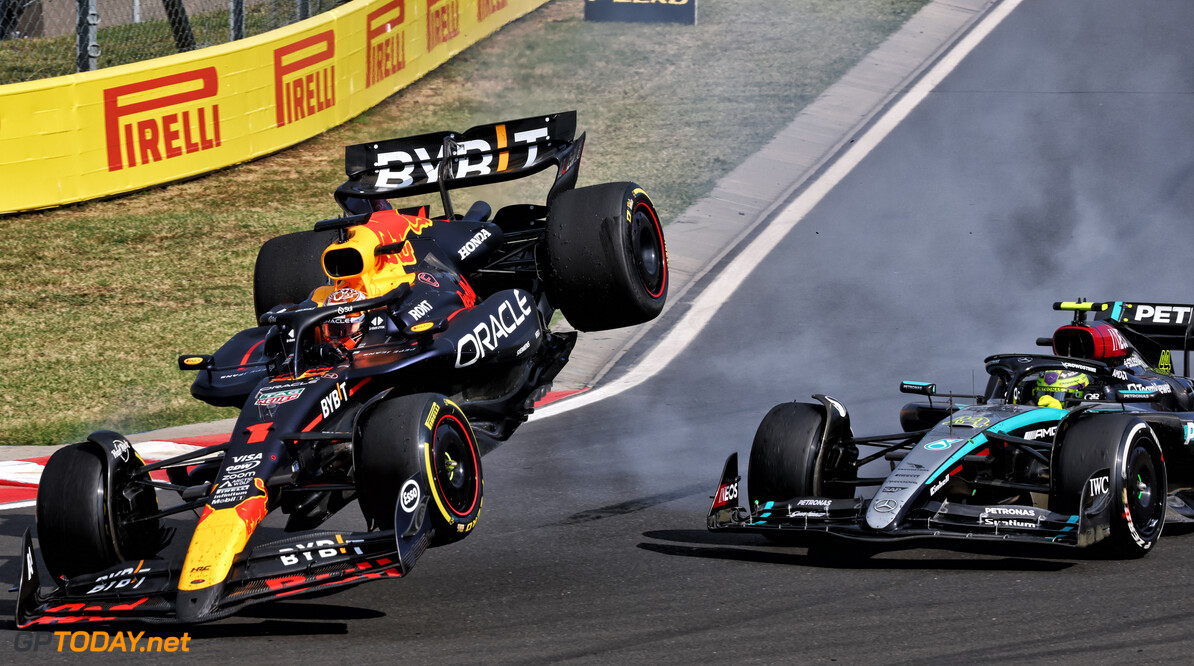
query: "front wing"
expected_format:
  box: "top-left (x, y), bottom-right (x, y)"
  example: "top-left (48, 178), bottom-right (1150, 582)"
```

top-left (707, 453), bottom-right (1100, 548)
top-left (17, 481), bottom-right (435, 627)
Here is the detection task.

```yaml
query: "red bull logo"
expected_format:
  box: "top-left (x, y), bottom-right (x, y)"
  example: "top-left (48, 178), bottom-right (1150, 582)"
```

top-left (274, 31), bottom-right (336, 128)
top-left (368, 211), bottom-right (433, 269)
top-left (103, 68), bottom-right (221, 172)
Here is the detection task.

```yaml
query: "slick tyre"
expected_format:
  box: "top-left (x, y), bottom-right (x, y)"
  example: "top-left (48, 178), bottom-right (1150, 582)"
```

top-left (748, 402), bottom-right (849, 504)
top-left (540, 182), bottom-right (667, 331)
top-left (1053, 415), bottom-right (1166, 558)
top-left (253, 230), bottom-right (336, 318)
top-left (356, 394), bottom-right (482, 546)
top-left (1110, 426), bottom-right (1166, 557)
top-left (36, 443), bottom-right (159, 580)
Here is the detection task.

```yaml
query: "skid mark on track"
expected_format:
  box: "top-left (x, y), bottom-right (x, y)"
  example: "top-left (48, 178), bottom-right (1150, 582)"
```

top-left (554, 483), bottom-right (707, 526)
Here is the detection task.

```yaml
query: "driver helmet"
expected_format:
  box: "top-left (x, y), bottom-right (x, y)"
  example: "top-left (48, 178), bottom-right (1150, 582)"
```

top-left (322, 287), bottom-right (366, 348)
top-left (1033, 370), bottom-right (1089, 409)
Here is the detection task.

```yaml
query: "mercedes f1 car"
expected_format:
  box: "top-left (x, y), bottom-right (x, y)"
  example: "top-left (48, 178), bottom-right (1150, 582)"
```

top-left (18, 111), bottom-right (668, 626)
top-left (709, 300), bottom-right (1194, 557)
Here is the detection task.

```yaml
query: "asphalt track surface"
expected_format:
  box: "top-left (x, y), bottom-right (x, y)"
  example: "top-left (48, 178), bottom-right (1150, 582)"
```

top-left (7, 0), bottom-right (1194, 662)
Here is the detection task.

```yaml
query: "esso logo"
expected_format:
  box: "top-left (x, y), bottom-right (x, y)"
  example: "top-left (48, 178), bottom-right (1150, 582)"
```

top-left (400, 479), bottom-right (420, 513)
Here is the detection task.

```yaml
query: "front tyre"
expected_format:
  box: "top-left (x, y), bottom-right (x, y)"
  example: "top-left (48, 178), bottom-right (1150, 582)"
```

top-left (356, 394), bottom-right (483, 546)
top-left (541, 182), bottom-right (667, 331)
top-left (748, 402), bottom-right (855, 505)
top-left (35, 443), bottom-right (161, 580)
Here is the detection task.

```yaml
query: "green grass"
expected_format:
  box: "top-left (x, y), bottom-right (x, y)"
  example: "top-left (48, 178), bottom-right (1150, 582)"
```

top-left (0, 0), bottom-right (927, 445)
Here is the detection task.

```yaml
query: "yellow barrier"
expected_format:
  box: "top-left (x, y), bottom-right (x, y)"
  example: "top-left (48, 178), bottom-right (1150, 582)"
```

top-left (0, 0), bottom-right (549, 214)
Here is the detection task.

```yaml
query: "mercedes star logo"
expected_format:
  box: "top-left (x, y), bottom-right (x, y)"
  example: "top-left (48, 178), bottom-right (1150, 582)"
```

top-left (873, 499), bottom-right (897, 513)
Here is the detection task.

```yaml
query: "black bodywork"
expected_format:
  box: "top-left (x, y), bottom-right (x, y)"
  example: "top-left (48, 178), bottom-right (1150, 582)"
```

top-left (18, 111), bottom-right (667, 626)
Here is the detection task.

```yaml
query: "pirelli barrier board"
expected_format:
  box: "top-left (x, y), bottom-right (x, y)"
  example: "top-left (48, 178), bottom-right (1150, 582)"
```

top-left (0, 0), bottom-right (549, 214)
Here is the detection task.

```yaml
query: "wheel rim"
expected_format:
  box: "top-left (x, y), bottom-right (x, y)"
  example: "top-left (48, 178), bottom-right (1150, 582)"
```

top-left (432, 414), bottom-right (480, 517)
top-left (1124, 442), bottom-right (1163, 539)
top-left (628, 203), bottom-right (666, 298)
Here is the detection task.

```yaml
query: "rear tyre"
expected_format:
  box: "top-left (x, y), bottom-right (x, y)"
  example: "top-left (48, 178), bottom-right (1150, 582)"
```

top-left (356, 394), bottom-right (483, 546)
top-left (540, 182), bottom-right (667, 331)
top-left (253, 230), bottom-right (336, 318)
top-left (36, 443), bottom-right (160, 580)
top-left (1053, 415), bottom-right (1165, 557)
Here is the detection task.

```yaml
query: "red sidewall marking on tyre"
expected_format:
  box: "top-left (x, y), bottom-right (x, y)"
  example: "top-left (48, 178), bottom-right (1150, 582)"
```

top-left (636, 202), bottom-right (667, 299)
top-left (432, 413), bottom-right (479, 517)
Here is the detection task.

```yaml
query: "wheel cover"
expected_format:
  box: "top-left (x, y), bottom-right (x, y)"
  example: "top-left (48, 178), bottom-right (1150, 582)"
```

top-left (1124, 443), bottom-right (1163, 539)
top-left (628, 203), bottom-right (666, 298)
top-left (431, 414), bottom-right (480, 517)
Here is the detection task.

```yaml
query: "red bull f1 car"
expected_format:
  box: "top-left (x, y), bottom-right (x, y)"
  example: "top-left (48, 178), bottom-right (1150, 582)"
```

top-left (18, 111), bottom-right (668, 626)
top-left (710, 300), bottom-right (1194, 557)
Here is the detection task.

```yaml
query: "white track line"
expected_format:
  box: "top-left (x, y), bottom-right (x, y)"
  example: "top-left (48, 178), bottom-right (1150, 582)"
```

top-left (532, 0), bottom-right (1023, 421)
top-left (0, 441), bottom-right (210, 511)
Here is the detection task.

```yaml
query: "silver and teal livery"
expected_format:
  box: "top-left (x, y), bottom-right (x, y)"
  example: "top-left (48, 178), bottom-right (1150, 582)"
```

top-left (710, 299), bottom-right (1194, 558)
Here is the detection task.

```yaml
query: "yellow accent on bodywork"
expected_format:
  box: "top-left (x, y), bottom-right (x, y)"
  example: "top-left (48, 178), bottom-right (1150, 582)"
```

top-left (178, 480), bottom-right (267, 591)
top-left (178, 509), bottom-right (253, 591)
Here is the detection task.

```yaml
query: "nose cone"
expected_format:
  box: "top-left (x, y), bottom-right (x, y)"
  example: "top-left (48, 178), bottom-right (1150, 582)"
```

top-left (865, 495), bottom-right (903, 530)
top-left (175, 585), bottom-right (222, 623)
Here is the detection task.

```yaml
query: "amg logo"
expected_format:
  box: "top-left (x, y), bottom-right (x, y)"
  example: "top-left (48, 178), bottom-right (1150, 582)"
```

top-left (1024, 426), bottom-right (1057, 441)
top-left (104, 68), bottom-right (221, 172)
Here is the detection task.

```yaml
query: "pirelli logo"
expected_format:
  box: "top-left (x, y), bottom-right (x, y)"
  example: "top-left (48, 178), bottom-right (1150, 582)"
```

top-left (367, 0), bottom-right (407, 88)
top-left (427, 0), bottom-right (460, 51)
top-left (274, 31), bottom-right (336, 128)
top-left (103, 68), bottom-right (221, 172)
top-left (477, 0), bottom-right (508, 21)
